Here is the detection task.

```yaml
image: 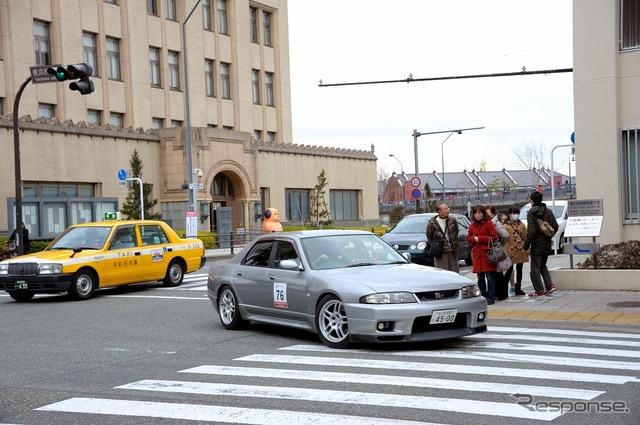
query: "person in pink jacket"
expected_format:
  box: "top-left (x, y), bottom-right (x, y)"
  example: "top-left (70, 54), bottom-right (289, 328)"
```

top-left (467, 205), bottom-right (498, 304)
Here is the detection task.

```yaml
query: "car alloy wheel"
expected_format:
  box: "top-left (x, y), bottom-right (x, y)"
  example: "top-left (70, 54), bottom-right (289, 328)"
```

top-left (218, 286), bottom-right (250, 330)
top-left (315, 295), bottom-right (351, 349)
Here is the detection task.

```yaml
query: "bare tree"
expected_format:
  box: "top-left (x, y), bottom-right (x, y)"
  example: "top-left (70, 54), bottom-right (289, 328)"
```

top-left (512, 141), bottom-right (549, 170)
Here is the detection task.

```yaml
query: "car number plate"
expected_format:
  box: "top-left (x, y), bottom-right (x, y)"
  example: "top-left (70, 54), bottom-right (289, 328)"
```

top-left (15, 280), bottom-right (28, 290)
top-left (430, 309), bottom-right (457, 324)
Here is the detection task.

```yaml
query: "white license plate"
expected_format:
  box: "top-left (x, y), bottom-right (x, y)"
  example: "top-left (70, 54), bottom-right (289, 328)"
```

top-left (430, 309), bottom-right (458, 324)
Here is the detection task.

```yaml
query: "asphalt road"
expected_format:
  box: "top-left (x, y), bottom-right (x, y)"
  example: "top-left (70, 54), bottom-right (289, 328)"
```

top-left (1, 260), bottom-right (638, 425)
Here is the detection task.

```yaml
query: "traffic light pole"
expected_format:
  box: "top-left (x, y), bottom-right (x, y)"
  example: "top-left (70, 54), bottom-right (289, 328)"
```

top-left (12, 76), bottom-right (32, 256)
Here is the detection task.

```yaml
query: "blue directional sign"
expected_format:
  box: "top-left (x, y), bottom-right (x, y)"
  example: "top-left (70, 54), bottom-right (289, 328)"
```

top-left (564, 243), bottom-right (600, 255)
top-left (117, 169), bottom-right (127, 181)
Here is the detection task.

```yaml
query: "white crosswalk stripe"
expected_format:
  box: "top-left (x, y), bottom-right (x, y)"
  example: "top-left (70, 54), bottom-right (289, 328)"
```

top-left (35, 326), bottom-right (640, 423)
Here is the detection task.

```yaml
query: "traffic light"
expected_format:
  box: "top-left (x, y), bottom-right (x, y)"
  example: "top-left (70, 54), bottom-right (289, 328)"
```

top-left (46, 63), bottom-right (94, 95)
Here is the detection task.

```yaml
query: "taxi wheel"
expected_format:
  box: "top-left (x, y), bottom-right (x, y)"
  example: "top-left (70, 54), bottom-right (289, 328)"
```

top-left (218, 286), bottom-right (250, 330)
top-left (9, 291), bottom-right (34, 302)
top-left (68, 269), bottom-right (97, 301)
top-left (162, 260), bottom-right (184, 287)
top-left (315, 295), bottom-right (351, 349)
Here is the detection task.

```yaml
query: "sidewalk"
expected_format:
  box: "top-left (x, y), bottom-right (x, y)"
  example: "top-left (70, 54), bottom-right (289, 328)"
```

top-left (462, 255), bottom-right (640, 325)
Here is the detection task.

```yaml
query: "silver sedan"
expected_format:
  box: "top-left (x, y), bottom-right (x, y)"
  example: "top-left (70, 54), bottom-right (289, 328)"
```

top-left (207, 230), bottom-right (487, 348)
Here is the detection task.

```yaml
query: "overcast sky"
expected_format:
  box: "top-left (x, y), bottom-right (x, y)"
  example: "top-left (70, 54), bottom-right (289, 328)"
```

top-left (287, 0), bottom-right (574, 178)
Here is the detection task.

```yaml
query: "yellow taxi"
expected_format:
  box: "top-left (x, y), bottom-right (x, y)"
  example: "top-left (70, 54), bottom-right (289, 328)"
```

top-left (0, 220), bottom-right (205, 302)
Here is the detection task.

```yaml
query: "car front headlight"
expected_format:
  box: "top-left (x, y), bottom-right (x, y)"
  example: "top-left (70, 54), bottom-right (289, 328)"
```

top-left (416, 241), bottom-right (427, 250)
top-left (462, 285), bottom-right (481, 298)
top-left (360, 292), bottom-right (417, 304)
top-left (0, 263), bottom-right (7, 275)
top-left (39, 263), bottom-right (63, 274)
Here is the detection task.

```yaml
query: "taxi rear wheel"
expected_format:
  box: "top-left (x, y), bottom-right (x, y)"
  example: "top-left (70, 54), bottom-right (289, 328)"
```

top-left (163, 260), bottom-right (184, 287)
top-left (68, 269), bottom-right (97, 301)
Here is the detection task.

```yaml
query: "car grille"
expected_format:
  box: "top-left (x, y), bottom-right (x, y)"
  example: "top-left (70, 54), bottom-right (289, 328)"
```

top-left (412, 313), bottom-right (468, 333)
top-left (415, 289), bottom-right (459, 301)
top-left (7, 263), bottom-right (39, 276)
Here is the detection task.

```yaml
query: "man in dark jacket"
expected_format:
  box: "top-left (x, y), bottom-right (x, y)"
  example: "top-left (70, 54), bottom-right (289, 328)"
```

top-left (523, 191), bottom-right (559, 297)
top-left (426, 203), bottom-right (459, 273)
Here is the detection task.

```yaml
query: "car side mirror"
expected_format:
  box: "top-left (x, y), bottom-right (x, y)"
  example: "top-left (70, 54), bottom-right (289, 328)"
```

top-left (402, 252), bottom-right (412, 262)
top-left (279, 259), bottom-right (302, 270)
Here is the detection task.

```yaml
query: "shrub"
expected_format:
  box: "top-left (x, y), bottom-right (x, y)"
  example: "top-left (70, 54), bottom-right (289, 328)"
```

top-left (389, 205), bottom-right (405, 227)
top-left (578, 240), bottom-right (640, 269)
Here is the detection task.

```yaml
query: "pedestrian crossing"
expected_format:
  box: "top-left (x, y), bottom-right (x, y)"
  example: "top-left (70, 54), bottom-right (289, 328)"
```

top-left (34, 325), bottom-right (640, 424)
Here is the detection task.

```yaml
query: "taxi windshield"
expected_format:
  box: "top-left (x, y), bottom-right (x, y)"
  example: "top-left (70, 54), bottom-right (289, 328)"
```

top-left (49, 226), bottom-right (112, 250)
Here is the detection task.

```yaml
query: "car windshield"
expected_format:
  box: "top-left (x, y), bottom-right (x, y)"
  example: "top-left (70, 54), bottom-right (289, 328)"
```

top-left (49, 226), bottom-right (112, 250)
top-left (520, 203), bottom-right (565, 219)
top-left (389, 216), bottom-right (433, 234)
top-left (301, 234), bottom-right (407, 270)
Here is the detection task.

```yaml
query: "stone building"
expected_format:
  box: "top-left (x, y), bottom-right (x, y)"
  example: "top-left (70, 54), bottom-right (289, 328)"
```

top-left (0, 0), bottom-right (378, 237)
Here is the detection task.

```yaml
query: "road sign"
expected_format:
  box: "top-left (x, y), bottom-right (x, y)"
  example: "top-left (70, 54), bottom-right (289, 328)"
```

top-left (104, 212), bottom-right (119, 220)
top-left (188, 183), bottom-right (204, 190)
top-left (564, 243), bottom-right (600, 255)
top-left (411, 188), bottom-right (421, 199)
top-left (117, 181), bottom-right (127, 188)
top-left (118, 169), bottom-right (127, 181)
top-left (568, 199), bottom-right (603, 216)
top-left (30, 65), bottom-right (60, 84)
top-left (410, 176), bottom-right (421, 187)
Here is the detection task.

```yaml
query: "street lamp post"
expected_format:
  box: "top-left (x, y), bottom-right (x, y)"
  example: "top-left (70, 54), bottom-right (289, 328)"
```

top-left (413, 127), bottom-right (484, 212)
top-left (389, 154), bottom-right (405, 206)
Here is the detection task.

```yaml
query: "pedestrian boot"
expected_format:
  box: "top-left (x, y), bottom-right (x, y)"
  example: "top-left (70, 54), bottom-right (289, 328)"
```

top-left (514, 283), bottom-right (526, 296)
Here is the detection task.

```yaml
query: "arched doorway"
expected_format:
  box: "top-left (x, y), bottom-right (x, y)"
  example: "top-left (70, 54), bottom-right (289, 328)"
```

top-left (210, 172), bottom-right (236, 232)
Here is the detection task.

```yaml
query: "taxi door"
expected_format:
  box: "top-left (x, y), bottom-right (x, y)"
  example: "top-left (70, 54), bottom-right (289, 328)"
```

top-left (137, 223), bottom-right (172, 281)
top-left (105, 225), bottom-right (143, 285)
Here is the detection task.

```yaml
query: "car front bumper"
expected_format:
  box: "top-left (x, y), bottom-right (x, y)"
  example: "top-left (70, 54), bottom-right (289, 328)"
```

top-left (0, 274), bottom-right (75, 293)
top-left (344, 296), bottom-right (488, 343)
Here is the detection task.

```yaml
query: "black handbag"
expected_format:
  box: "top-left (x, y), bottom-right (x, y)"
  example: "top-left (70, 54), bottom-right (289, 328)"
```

top-left (487, 238), bottom-right (507, 264)
top-left (426, 239), bottom-right (445, 259)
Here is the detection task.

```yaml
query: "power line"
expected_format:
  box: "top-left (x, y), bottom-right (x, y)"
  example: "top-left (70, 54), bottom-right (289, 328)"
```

top-left (318, 67), bottom-right (573, 88)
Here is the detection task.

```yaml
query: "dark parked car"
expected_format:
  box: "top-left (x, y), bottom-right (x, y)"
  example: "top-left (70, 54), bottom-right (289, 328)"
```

top-left (381, 213), bottom-right (472, 267)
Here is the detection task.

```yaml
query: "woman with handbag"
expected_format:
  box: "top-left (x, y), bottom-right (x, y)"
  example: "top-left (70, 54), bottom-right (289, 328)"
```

top-left (504, 207), bottom-right (528, 295)
top-left (467, 205), bottom-right (498, 305)
top-left (487, 206), bottom-right (512, 300)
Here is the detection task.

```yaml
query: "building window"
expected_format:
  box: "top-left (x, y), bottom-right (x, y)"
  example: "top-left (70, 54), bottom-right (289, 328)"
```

top-left (267, 131), bottom-right (276, 142)
top-left (166, 0), bottom-right (177, 21)
top-left (152, 117), bottom-right (163, 128)
top-left (263, 11), bottom-right (272, 47)
top-left (220, 62), bottom-right (231, 99)
top-left (87, 109), bottom-right (101, 124)
top-left (250, 7), bottom-right (258, 43)
top-left (149, 47), bottom-right (161, 87)
top-left (253, 130), bottom-right (262, 141)
top-left (265, 72), bottom-right (274, 106)
top-left (168, 51), bottom-right (180, 90)
top-left (205, 59), bottom-right (215, 97)
top-left (330, 190), bottom-right (359, 221)
top-left (110, 112), bottom-right (124, 127)
top-left (217, 0), bottom-right (228, 35)
top-left (106, 37), bottom-right (121, 80)
top-left (213, 173), bottom-right (234, 197)
top-left (170, 120), bottom-right (182, 127)
top-left (38, 103), bottom-right (54, 118)
top-left (0, 98), bottom-right (4, 115)
top-left (33, 21), bottom-right (50, 65)
top-left (285, 189), bottom-right (310, 222)
top-left (82, 33), bottom-right (98, 77)
top-left (104, 0), bottom-right (117, 4)
top-left (252, 69), bottom-right (260, 104)
top-left (621, 0), bottom-right (640, 50)
top-left (623, 128), bottom-right (640, 222)
top-left (147, 0), bottom-right (158, 16)
top-left (202, 0), bottom-right (211, 30)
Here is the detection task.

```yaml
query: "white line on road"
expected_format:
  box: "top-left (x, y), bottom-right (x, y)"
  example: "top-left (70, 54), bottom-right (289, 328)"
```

top-left (467, 333), bottom-right (640, 347)
top-left (115, 380), bottom-right (561, 421)
top-left (36, 398), bottom-right (440, 425)
top-left (237, 354), bottom-right (639, 384)
top-left (180, 365), bottom-right (604, 400)
top-left (489, 326), bottom-right (640, 339)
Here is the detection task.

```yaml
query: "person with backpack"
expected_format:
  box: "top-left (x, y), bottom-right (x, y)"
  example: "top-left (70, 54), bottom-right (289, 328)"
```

top-left (523, 191), bottom-right (559, 298)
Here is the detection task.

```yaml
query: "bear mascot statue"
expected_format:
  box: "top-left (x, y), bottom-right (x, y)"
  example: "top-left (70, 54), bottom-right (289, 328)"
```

top-left (261, 207), bottom-right (283, 233)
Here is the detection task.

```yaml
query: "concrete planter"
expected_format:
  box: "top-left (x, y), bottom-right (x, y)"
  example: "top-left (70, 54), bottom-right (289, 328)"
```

top-left (550, 268), bottom-right (640, 291)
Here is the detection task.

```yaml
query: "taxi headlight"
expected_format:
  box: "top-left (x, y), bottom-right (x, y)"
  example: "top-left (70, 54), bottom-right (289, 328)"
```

top-left (360, 292), bottom-right (417, 304)
top-left (462, 285), bottom-right (481, 298)
top-left (416, 241), bottom-right (427, 250)
top-left (39, 263), bottom-right (62, 274)
top-left (0, 263), bottom-right (7, 275)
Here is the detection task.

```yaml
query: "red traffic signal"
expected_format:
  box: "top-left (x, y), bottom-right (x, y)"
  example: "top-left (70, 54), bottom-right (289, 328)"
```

top-left (67, 63), bottom-right (93, 79)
